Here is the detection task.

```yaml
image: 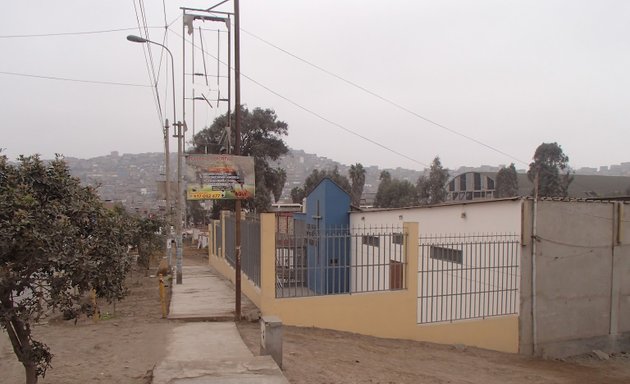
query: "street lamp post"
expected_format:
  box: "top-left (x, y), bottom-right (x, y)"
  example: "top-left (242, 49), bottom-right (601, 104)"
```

top-left (127, 35), bottom-right (184, 282)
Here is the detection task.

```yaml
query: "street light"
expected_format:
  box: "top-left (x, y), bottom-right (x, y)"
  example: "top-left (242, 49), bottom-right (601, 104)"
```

top-left (127, 35), bottom-right (184, 284)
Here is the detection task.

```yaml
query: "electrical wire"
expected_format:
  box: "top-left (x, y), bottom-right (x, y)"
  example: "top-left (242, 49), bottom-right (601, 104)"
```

top-left (133, 0), bottom-right (163, 126)
top-left (139, 0), bottom-right (162, 103)
top-left (240, 27), bottom-right (528, 167)
top-left (0, 27), bottom-right (163, 39)
top-left (238, 27), bottom-right (611, 194)
top-left (0, 70), bottom-right (152, 87)
top-left (170, 29), bottom-right (428, 168)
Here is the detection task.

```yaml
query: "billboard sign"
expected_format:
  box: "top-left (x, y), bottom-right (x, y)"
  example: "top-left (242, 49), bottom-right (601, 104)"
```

top-left (185, 154), bottom-right (255, 200)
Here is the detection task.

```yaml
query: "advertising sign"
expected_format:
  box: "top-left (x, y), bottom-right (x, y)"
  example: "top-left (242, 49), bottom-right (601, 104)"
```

top-left (185, 154), bottom-right (255, 200)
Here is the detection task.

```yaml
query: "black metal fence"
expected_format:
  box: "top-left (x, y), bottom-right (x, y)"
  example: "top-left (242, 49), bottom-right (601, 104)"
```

top-left (223, 214), bottom-right (261, 287)
top-left (213, 222), bottom-right (222, 257)
top-left (275, 223), bottom-right (407, 298)
top-left (417, 233), bottom-right (520, 324)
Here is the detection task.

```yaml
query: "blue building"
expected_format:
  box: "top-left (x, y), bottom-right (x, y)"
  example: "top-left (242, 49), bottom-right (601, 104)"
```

top-left (293, 178), bottom-right (351, 294)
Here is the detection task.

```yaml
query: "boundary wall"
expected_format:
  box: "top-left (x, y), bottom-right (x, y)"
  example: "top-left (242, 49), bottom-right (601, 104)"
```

top-left (211, 213), bottom-right (518, 353)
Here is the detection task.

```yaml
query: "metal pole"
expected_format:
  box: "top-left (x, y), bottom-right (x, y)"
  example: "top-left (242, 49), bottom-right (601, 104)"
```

top-left (126, 35), bottom-right (177, 271)
top-left (175, 121), bottom-right (183, 284)
top-left (531, 167), bottom-right (539, 354)
top-left (174, 9), bottom-right (186, 285)
top-left (227, 15), bottom-right (231, 131)
top-left (192, 29), bottom-right (196, 141)
top-left (167, 47), bottom-right (177, 271)
top-left (234, 0), bottom-right (242, 321)
top-left (164, 119), bottom-right (172, 268)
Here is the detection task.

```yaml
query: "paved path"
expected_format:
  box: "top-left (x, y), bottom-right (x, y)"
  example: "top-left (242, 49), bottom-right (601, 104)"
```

top-left (153, 264), bottom-right (288, 384)
top-left (168, 266), bottom-right (236, 321)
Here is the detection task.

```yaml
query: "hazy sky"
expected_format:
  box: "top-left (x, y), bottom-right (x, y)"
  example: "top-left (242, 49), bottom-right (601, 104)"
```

top-left (1, 1), bottom-right (629, 171)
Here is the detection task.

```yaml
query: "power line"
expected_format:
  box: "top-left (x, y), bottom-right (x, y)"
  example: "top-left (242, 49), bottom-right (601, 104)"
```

top-left (0, 26), bottom-right (163, 39)
top-left (245, 73), bottom-right (430, 168)
top-left (133, 0), bottom-right (163, 125)
top-left (240, 27), bottom-right (528, 167)
top-left (0, 70), bottom-right (152, 87)
top-left (170, 29), bottom-right (428, 167)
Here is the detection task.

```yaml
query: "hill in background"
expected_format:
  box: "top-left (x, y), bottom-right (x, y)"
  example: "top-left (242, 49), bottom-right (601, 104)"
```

top-left (63, 149), bottom-right (630, 214)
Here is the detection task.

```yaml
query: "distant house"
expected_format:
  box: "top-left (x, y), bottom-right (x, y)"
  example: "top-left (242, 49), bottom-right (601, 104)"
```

top-left (448, 171), bottom-right (630, 201)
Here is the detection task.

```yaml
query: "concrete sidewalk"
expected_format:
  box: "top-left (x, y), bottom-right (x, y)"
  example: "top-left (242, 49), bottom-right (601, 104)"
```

top-left (153, 265), bottom-right (288, 384)
top-left (168, 266), bottom-right (237, 321)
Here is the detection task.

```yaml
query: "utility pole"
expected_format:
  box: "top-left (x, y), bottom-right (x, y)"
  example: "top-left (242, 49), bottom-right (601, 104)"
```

top-left (234, 0), bottom-right (242, 321)
top-left (174, 121), bottom-right (184, 284)
top-left (164, 119), bottom-right (172, 268)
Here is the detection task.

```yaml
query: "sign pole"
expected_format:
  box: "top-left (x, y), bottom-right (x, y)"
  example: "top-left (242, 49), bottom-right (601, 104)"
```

top-left (234, 0), bottom-right (242, 322)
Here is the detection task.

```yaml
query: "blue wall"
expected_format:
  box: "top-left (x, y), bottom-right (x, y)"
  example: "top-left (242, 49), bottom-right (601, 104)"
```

top-left (295, 178), bottom-right (351, 294)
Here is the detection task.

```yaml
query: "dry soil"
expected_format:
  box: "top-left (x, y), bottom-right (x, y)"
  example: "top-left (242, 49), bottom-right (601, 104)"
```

top-left (2, 247), bottom-right (629, 384)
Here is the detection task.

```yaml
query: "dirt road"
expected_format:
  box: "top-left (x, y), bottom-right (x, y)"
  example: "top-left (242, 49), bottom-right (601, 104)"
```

top-left (2, 247), bottom-right (629, 383)
top-left (238, 321), bottom-right (630, 384)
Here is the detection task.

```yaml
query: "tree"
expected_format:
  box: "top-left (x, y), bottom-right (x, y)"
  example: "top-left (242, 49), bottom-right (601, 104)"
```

top-left (349, 163), bottom-right (366, 207)
top-left (374, 171), bottom-right (418, 208)
top-left (527, 142), bottom-right (573, 197)
top-left (495, 163), bottom-right (519, 198)
top-left (290, 186), bottom-right (305, 203)
top-left (191, 106), bottom-right (289, 213)
top-left (129, 215), bottom-right (165, 271)
top-left (266, 168), bottom-right (286, 203)
top-left (301, 166), bottom-right (351, 197)
top-left (186, 200), bottom-right (208, 227)
top-left (0, 155), bottom-right (134, 384)
top-left (417, 156), bottom-right (449, 205)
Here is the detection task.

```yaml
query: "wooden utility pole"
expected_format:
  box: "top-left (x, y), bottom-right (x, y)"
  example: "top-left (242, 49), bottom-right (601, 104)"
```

top-left (234, 0), bottom-right (242, 321)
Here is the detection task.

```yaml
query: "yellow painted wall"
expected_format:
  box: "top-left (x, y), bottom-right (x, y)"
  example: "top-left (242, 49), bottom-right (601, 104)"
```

top-left (209, 253), bottom-right (262, 309)
top-left (211, 213), bottom-right (519, 353)
top-left (208, 215), bottom-right (261, 308)
top-left (258, 214), bottom-right (519, 353)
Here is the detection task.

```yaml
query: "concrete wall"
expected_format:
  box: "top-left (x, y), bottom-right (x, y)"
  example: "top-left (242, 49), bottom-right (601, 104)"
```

top-left (519, 200), bottom-right (630, 357)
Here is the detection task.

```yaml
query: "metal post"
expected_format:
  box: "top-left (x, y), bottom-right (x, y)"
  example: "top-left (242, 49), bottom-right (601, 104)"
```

top-left (175, 8), bottom-right (187, 285)
top-left (227, 15), bottom-right (232, 133)
top-left (531, 167), bottom-right (539, 354)
top-left (164, 119), bottom-right (172, 268)
top-left (175, 121), bottom-right (184, 284)
top-left (125, 35), bottom-right (177, 271)
top-left (234, 0), bottom-right (242, 321)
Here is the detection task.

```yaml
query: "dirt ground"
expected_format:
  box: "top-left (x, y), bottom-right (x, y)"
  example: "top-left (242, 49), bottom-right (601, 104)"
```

top-left (237, 322), bottom-right (630, 384)
top-left (0, 263), bottom-right (177, 384)
top-left (2, 246), bottom-right (629, 384)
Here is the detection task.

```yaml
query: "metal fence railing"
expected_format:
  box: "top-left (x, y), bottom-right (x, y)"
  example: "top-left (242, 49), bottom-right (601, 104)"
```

top-left (417, 233), bottom-right (520, 324)
top-left (276, 223), bottom-right (407, 298)
top-left (213, 222), bottom-right (222, 257)
top-left (224, 214), bottom-right (261, 287)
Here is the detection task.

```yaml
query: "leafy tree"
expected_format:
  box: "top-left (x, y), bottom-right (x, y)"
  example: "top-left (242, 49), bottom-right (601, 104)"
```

top-left (290, 186), bottom-right (305, 203)
top-left (266, 168), bottom-right (286, 203)
top-left (0, 155), bottom-right (134, 384)
top-left (349, 163), bottom-right (366, 207)
top-left (186, 200), bottom-right (208, 227)
top-left (301, 166), bottom-right (351, 197)
top-left (374, 171), bottom-right (418, 208)
top-left (495, 163), bottom-right (519, 198)
top-left (191, 106), bottom-right (289, 213)
top-left (129, 215), bottom-right (165, 271)
top-left (417, 156), bottom-right (449, 205)
top-left (527, 142), bottom-right (573, 197)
